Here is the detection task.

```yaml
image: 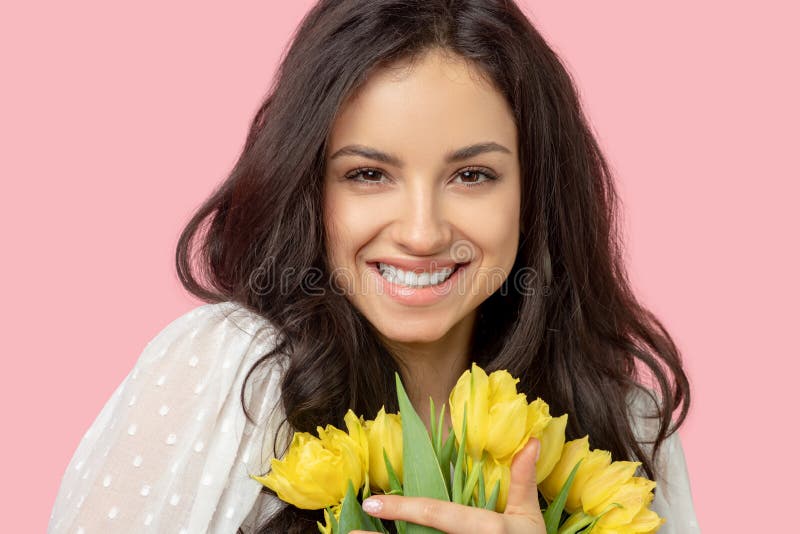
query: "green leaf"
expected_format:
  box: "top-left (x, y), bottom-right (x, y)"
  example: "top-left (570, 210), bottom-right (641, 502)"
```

top-left (595, 501), bottom-right (623, 519)
top-left (556, 512), bottom-right (594, 534)
top-left (396, 372), bottom-right (449, 534)
top-left (367, 515), bottom-right (390, 534)
top-left (337, 480), bottom-right (365, 533)
top-left (485, 479), bottom-right (500, 511)
top-left (460, 455), bottom-right (483, 505)
top-left (320, 506), bottom-right (339, 534)
top-left (544, 459), bottom-right (583, 534)
top-left (384, 449), bottom-right (403, 495)
top-left (477, 464), bottom-right (486, 508)
top-left (436, 402), bottom-right (446, 452)
top-left (383, 448), bottom-right (406, 534)
top-left (430, 398), bottom-right (440, 458)
top-left (438, 431), bottom-right (455, 488)
top-left (580, 501), bottom-right (623, 534)
top-left (359, 485), bottom-right (389, 533)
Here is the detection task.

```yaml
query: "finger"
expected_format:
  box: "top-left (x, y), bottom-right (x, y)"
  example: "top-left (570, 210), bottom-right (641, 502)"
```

top-left (504, 437), bottom-right (544, 518)
top-left (362, 494), bottom-right (500, 534)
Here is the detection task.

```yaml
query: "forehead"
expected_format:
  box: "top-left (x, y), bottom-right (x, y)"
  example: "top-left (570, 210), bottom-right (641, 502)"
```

top-left (326, 49), bottom-right (517, 161)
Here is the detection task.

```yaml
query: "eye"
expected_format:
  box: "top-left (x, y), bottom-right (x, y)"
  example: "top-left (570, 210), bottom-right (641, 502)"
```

top-left (453, 167), bottom-right (499, 187)
top-left (343, 168), bottom-right (388, 186)
top-left (343, 166), bottom-right (499, 187)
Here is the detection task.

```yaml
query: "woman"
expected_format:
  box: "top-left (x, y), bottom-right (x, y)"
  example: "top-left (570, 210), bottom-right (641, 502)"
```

top-left (49, 1), bottom-right (699, 532)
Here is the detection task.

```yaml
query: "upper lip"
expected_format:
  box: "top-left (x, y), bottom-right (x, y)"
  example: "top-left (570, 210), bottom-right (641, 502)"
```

top-left (370, 257), bottom-right (466, 273)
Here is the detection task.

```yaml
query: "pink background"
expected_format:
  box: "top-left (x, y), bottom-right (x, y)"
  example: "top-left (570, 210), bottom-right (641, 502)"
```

top-left (2, 1), bottom-right (797, 532)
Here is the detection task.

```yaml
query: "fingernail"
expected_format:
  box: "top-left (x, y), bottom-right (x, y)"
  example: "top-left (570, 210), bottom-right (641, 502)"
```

top-left (362, 497), bottom-right (383, 514)
top-left (533, 438), bottom-right (541, 462)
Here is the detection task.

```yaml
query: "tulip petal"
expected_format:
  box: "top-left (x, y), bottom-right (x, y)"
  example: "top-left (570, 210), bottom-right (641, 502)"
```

top-left (535, 413), bottom-right (568, 483)
top-left (251, 418), bottom-right (367, 510)
top-left (527, 398), bottom-right (553, 438)
top-left (594, 478), bottom-right (657, 527)
top-left (485, 396), bottom-right (529, 461)
top-left (365, 408), bottom-right (403, 492)
top-left (539, 436), bottom-right (590, 502)
top-left (488, 370), bottom-right (520, 404)
top-left (466, 363), bottom-right (490, 459)
top-left (581, 460), bottom-right (641, 513)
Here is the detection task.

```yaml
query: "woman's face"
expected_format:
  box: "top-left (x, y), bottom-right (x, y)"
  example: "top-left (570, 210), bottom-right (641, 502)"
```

top-left (323, 48), bottom-right (520, 347)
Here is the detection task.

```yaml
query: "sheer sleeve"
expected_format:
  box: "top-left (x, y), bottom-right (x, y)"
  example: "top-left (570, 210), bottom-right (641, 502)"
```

top-left (48, 301), bottom-right (290, 533)
top-left (628, 388), bottom-right (702, 533)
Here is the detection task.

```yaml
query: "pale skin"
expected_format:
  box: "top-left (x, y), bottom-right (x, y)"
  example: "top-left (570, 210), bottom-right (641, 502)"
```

top-left (323, 48), bottom-right (545, 533)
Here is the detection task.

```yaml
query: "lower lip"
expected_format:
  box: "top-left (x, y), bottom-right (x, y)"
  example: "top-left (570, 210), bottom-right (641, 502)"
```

top-left (367, 262), bottom-right (469, 306)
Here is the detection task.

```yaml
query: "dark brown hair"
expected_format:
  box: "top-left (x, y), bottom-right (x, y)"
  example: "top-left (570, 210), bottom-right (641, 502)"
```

top-left (175, 0), bottom-right (691, 531)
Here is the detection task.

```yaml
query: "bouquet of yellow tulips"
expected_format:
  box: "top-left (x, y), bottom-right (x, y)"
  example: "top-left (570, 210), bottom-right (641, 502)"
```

top-left (251, 363), bottom-right (665, 533)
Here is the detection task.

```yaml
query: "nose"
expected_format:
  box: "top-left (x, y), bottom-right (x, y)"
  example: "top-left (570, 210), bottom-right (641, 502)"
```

top-left (391, 180), bottom-right (452, 255)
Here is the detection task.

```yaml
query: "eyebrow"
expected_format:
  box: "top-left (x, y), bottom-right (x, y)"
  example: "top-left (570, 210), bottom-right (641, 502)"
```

top-left (328, 141), bottom-right (512, 166)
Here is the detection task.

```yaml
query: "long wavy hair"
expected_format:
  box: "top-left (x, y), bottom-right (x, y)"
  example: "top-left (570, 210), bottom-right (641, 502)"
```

top-left (175, 0), bottom-right (691, 531)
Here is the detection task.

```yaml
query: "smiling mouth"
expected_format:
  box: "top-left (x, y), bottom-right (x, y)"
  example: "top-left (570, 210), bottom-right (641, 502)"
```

top-left (369, 261), bottom-right (469, 288)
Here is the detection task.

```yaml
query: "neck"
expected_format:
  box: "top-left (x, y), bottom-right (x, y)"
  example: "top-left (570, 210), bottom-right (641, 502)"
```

top-left (383, 311), bottom-right (476, 436)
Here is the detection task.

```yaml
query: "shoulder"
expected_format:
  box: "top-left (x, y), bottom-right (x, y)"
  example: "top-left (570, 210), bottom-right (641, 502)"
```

top-left (48, 302), bottom-right (291, 533)
top-left (625, 385), bottom-right (675, 479)
top-left (625, 386), bottom-right (665, 443)
top-left (134, 301), bottom-right (288, 384)
top-left (143, 300), bottom-right (279, 353)
top-left (131, 300), bottom-right (291, 436)
top-left (625, 386), bottom-right (701, 532)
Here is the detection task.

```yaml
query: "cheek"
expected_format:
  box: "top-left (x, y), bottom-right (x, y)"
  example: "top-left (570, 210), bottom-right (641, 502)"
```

top-left (322, 191), bottom-right (345, 267)
top-left (476, 220), bottom-right (519, 290)
top-left (465, 188), bottom-right (520, 267)
top-left (323, 190), bottom-right (377, 268)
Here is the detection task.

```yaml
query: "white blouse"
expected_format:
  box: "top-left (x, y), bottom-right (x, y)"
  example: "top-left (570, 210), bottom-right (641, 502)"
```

top-left (48, 301), bottom-right (701, 533)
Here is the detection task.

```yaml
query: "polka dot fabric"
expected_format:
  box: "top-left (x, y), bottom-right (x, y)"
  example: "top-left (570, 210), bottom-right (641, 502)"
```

top-left (48, 301), bottom-right (700, 532)
top-left (48, 302), bottom-right (290, 533)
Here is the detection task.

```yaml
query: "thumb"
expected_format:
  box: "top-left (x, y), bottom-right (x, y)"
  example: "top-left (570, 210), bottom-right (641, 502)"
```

top-left (503, 437), bottom-right (544, 518)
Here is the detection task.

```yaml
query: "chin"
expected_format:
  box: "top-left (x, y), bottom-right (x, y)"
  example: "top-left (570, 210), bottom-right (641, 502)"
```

top-left (372, 317), bottom-right (451, 345)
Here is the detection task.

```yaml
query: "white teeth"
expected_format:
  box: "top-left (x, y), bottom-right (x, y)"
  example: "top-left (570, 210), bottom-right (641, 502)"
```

top-left (377, 262), bottom-right (456, 288)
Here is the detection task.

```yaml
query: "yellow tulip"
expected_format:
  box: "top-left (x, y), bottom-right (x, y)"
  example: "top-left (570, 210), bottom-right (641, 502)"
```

top-left (485, 372), bottom-right (530, 461)
top-left (535, 413), bottom-right (568, 483)
top-left (488, 369), bottom-right (521, 403)
top-left (449, 363), bottom-right (558, 465)
top-left (363, 407), bottom-right (403, 492)
top-left (474, 412), bottom-right (564, 513)
top-left (251, 409), bottom-right (368, 510)
top-left (527, 398), bottom-right (553, 438)
top-left (450, 362), bottom-right (491, 459)
top-left (539, 436), bottom-right (590, 504)
top-left (343, 410), bottom-right (369, 474)
top-left (564, 448), bottom-right (613, 514)
top-left (581, 460), bottom-right (641, 514)
top-left (627, 503), bottom-right (666, 533)
top-left (592, 477), bottom-right (656, 528)
top-left (593, 504), bottom-right (665, 534)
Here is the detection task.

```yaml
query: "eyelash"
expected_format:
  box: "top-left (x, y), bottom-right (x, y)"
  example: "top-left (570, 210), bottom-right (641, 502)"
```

top-left (343, 166), bottom-right (499, 188)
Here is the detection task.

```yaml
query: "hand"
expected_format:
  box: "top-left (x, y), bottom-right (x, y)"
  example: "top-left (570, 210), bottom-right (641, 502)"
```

top-left (351, 438), bottom-right (546, 534)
